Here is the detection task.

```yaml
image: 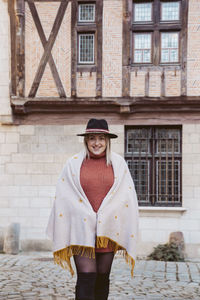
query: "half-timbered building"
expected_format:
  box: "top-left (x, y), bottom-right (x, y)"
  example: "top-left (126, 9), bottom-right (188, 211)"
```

top-left (0, 0), bottom-right (200, 258)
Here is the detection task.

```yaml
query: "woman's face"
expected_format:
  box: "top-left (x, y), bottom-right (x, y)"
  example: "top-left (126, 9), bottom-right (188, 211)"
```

top-left (87, 134), bottom-right (107, 155)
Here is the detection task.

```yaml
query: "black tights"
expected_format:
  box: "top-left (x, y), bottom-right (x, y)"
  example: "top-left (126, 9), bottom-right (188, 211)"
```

top-left (73, 252), bottom-right (114, 274)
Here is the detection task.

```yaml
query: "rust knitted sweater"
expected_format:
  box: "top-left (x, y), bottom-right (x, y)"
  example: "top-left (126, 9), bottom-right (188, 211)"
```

top-left (80, 151), bottom-right (114, 252)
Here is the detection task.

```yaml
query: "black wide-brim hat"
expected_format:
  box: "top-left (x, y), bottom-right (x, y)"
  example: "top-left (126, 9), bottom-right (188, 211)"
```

top-left (77, 118), bottom-right (118, 139)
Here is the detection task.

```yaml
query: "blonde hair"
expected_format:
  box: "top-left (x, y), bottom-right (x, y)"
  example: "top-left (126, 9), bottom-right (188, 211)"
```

top-left (83, 134), bottom-right (112, 165)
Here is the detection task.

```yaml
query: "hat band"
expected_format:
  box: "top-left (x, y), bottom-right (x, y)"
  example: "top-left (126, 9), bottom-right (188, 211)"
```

top-left (85, 128), bottom-right (109, 134)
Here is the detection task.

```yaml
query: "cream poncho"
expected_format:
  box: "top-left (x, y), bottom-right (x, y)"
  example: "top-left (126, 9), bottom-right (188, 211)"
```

top-left (46, 150), bottom-right (139, 276)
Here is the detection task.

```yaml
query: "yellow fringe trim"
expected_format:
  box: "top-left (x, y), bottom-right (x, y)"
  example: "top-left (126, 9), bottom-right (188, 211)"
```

top-left (53, 237), bottom-right (135, 277)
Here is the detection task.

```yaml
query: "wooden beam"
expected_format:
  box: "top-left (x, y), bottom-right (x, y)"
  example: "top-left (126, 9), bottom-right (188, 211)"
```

top-left (71, 0), bottom-right (78, 98)
top-left (27, 0), bottom-right (66, 98)
top-left (96, 0), bottom-right (103, 98)
top-left (122, 0), bottom-right (131, 97)
top-left (15, 0), bottom-right (25, 97)
top-left (11, 96), bottom-right (200, 116)
top-left (28, 0), bottom-right (69, 97)
top-left (8, 0), bottom-right (17, 96)
top-left (181, 0), bottom-right (189, 96)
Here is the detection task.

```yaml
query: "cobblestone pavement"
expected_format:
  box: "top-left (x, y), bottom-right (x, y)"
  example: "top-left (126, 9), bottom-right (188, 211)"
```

top-left (0, 252), bottom-right (200, 300)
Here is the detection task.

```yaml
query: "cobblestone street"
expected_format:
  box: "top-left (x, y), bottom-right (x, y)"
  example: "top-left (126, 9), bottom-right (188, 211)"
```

top-left (0, 252), bottom-right (200, 300)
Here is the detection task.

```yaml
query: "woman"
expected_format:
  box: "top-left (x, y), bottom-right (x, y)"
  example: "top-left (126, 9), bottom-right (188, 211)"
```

top-left (46, 118), bottom-right (139, 300)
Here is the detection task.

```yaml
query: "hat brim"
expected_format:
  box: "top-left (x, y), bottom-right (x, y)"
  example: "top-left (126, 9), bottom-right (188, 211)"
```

top-left (77, 131), bottom-right (118, 139)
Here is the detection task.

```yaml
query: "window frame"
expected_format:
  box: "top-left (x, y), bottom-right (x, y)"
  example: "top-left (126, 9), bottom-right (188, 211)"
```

top-left (125, 125), bottom-right (182, 207)
top-left (160, 1), bottom-right (181, 23)
top-left (133, 32), bottom-right (153, 64)
top-left (78, 33), bottom-right (95, 64)
top-left (133, 1), bottom-right (153, 24)
top-left (131, 0), bottom-right (183, 66)
top-left (160, 31), bottom-right (180, 64)
top-left (77, 1), bottom-right (97, 66)
top-left (78, 3), bottom-right (96, 23)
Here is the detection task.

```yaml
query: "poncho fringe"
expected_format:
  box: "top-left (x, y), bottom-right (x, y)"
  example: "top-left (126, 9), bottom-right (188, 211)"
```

top-left (53, 236), bottom-right (136, 277)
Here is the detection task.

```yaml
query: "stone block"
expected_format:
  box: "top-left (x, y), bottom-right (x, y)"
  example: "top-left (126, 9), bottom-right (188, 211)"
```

top-left (5, 132), bottom-right (20, 143)
top-left (0, 155), bottom-right (10, 164)
top-left (0, 197), bottom-right (10, 208)
top-left (26, 163), bottom-right (44, 174)
top-left (0, 186), bottom-right (20, 197)
top-left (31, 143), bottom-right (47, 153)
top-left (0, 174), bottom-right (14, 185)
top-left (43, 163), bottom-right (62, 174)
top-left (9, 197), bottom-right (30, 208)
top-left (0, 144), bottom-right (18, 155)
top-left (20, 186), bottom-right (38, 197)
top-left (21, 239), bottom-right (52, 251)
top-left (193, 164), bottom-right (200, 175)
top-left (18, 125), bottom-right (35, 135)
top-left (182, 163), bottom-right (193, 176)
top-left (138, 217), bottom-right (157, 229)
top-left (0, 132), bottom-right (5, 143)
top-left (6, 163), bottom-right (27, 174)
top-left (18, 207), bottom-right (38, 217)
top-left (31, 174), bottom-right (52, 185)
top-left (19, 143), bottom-right (31, 153)
top-left (14, 175), bottom-right (32, 186)
top-left (11, 153), bottom-right (32, 163)
top-left (33, 154), bottom-right (54, 163)
top-left (38, 186), bottom-right (56, 197)
top-left (189, 231), bottom-right (200, 244)
top-left (3, 223), bottom-right (20, 254)
top-left (20, 135), bottom-right (38, 143)
top-left (39, 208), bottom-right (52, 217)
top-left (30, 197), bottom-right (51, 208)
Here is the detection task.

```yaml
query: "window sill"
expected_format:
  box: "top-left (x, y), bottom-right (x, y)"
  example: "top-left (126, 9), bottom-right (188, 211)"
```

top-left (139, 206), bottom-right (187, 216)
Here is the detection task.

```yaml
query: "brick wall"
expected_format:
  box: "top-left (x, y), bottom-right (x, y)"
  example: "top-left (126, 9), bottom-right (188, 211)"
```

top-left (77, 72), bottom-right (96, 97)
top-left (102, 0), bottom-right (122, 97)
top-left (148, 71), bottom-right (162, 97)
top-left (165, 70), bottom-right (181, 97)
top-left (130, 71), bottom-right (146, 97)
top-left (25, 2), bottom-right (71, 97)
top-left (187, 0), bottom-right (200, 96)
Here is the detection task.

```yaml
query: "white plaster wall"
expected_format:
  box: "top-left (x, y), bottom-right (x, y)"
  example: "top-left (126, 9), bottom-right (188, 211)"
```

top-left (0, 0), bottom-right (11, 117)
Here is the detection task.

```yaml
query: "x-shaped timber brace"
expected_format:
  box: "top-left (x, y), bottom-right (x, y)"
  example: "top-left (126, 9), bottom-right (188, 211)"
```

top-left (10, 0), bottom-right (69, 98)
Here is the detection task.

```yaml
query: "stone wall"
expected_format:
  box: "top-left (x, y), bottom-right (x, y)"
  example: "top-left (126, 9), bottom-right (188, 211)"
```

top-left (0, 0), bottom-right (11, 119)
top-left (0, 123), bottom-right (200, 257)
top-left (0, 124), bottom-right (124, 250)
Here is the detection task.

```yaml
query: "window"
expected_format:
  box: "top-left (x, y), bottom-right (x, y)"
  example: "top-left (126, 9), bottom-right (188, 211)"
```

top-left (161, 32), bottom-right (179, 63)
top-left (134, 33), bottom-right (152, 63)
top-left (78, 34), bottom-right (94, 64)
top-left (161, 1), bottom-right (180, 21)
top-left (132, 0), bottom-right (184, 65)
top-left (125, 126), bottom-right (182, 206)
top-left (78, 4), bottom-right (95, 22)
top-left (77, 3), bottom-right (96, 65)
top-left (134, 3), bottom-right (152, 22)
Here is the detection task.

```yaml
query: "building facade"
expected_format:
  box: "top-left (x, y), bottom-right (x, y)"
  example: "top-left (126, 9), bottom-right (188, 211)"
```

top-left (0, 0), bottom-right (200, 258)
